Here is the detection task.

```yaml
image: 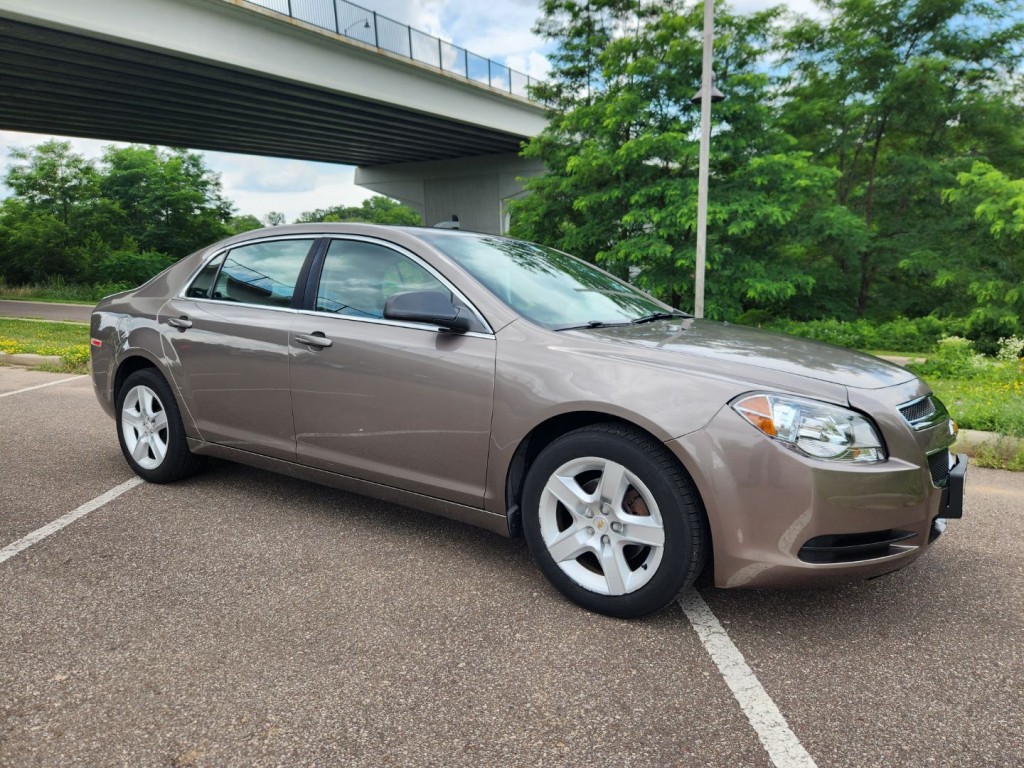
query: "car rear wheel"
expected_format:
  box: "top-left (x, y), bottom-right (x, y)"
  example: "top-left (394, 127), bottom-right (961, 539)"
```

top-left (522, 423), bottom-right (707, 618)
top-left (116, 368), bottom-right (203, 483)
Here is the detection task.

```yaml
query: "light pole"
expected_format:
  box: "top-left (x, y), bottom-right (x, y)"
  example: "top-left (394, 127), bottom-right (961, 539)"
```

top-left (690, 1), bottom-right (723, 319)
top-left (344, 18), bottom-right (371, 36)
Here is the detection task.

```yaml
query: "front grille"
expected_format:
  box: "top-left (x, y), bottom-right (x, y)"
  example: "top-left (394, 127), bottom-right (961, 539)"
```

top-left (899, 396), bottom-right (938, 424)
top-left (928, 449), bottom-right (950, 488)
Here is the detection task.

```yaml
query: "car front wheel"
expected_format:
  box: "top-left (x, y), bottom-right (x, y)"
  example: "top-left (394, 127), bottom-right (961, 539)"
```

top-left (522, 423), bottom-right (707, 618)
top-left (116, 368), bottom-right (203, 483)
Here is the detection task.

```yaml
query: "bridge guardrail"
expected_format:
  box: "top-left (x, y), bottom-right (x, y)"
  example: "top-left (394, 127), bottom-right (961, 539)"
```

top-left (243, 0), bottom-right (543, 101)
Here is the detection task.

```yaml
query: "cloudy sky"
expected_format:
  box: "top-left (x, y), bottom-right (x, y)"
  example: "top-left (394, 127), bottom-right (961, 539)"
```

top-left (0, 0), bottom-right (819, 222)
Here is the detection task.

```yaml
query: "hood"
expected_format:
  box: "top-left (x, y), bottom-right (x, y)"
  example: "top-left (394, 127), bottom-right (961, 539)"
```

top-left (562, 319), bottom-right (916, 391)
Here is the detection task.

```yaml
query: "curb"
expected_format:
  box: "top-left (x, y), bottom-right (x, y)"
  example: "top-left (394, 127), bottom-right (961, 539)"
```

top-left (0, 352), bottom-right (63, 366)
top-left (956, 429), bottom-right (1023, 460)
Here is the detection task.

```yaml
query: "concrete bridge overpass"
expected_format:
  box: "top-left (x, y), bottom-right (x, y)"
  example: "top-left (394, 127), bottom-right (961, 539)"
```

top-left (0, 0), bottom-right (549, 233)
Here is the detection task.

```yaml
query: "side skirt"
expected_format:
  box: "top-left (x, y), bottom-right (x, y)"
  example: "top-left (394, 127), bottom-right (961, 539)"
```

top-left (187, 439), bottom-right (511, 537)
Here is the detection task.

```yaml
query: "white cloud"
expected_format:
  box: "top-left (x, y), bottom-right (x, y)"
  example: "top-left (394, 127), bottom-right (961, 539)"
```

top-left (360, 0), bottom-right (447, 37)
top-left (505, 50), bottom-right (552, 80)
top-left (213, 154), bottom-right (373, 220)
top-left (439, 0), bottom-right (549, 58)
top-left (732, 0), bottom-right (825, 19)
top-left (218, 156), bottom-right (318, 194)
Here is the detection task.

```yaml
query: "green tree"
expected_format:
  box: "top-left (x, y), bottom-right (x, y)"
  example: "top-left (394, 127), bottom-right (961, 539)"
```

top-left (0, 141), bottom-right (117, 283)
top-left (296, 196), bottom-right (422, 225)
top-left (98, 145), bottom-right (233, 258)
top-left (92, 246), bottom-right (176, 286)
top-left (510, 1), bottom-right (847, 317)
top-left (942, 162), bottom-right (1024, 348)
top-left (227, 214), bottom-right (264, 235)
top-left (0, 141), bottom-right (235, 287)
top-left (779, 0), bottom-right (1024, 319)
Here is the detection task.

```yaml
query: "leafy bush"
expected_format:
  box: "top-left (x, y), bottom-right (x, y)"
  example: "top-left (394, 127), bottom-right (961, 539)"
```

top-left (748, 316), bottom-right (967, 353)
top-left (758, 318), bottom-right (873, 348)
top-left (93, 249), bottom-right (174, 286)
top-left (907, 337), bottom-right (987, 379)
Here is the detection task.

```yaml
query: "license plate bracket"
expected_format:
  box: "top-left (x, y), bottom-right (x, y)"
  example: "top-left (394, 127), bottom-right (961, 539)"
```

top-left (937, 453), bottom-right (967, 519)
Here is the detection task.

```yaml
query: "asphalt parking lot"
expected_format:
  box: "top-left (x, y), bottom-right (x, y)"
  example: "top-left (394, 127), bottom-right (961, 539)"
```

top-left (2, 367), bottom-right (1022, 767)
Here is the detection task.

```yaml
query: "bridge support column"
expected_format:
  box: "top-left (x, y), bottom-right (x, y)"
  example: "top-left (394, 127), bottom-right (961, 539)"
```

top-left (355, 153), bottom-right (544, 235)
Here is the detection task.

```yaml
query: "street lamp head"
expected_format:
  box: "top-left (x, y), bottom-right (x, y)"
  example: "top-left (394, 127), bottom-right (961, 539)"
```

top-left (690, 84), bottom-right (726, 104)
top-left (345, 18), bottom-right (371, 35)
top-left (690, 70), bottom-right (725, 105)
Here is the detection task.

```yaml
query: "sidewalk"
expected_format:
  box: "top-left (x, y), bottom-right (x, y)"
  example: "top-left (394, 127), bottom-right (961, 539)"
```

top-left (0, 299), bottom-right (92, 323)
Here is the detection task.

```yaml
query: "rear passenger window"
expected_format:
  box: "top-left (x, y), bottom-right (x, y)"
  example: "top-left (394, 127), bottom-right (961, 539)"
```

top-left (315, 240), bottom-right (447, 318)
top-left (186, 253), bottom-right (226, 298)
top-left (210, 239), bottom-right (314, 308)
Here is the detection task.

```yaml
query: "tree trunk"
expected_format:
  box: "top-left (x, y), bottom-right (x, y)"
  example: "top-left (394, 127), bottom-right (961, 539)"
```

top-left (857, 252), bottom-right (873, 317)
top-left (857, 114), bottom-right (889, 317)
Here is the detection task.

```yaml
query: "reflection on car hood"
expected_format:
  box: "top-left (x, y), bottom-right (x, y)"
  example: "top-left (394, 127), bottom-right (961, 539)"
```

top-left (563, 319), bottom-right (916, 390)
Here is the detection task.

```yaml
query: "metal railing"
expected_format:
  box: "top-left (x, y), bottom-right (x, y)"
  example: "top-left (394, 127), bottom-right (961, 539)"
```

top-left (243, 0), bottom-right (543, 100)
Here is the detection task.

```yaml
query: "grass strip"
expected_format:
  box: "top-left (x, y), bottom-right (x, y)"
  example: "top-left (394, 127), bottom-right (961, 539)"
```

top-left (0, 279), bottom-right (124, 304)
top-left (926, 370), bottom-right (1024, 440)
top-left (0, 317), bottom-right (90, 374)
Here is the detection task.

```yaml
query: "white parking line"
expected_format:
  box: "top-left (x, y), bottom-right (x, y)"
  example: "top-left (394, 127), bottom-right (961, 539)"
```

top-left (0, 376), bottom-right (83, 399)
top-left (680, 589), bottom-right (818, 768)
top-left (0, 478), bottom-right (143, 565)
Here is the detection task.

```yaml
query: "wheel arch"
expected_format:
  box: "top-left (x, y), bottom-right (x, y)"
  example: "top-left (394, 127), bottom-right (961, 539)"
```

top-left (112, 353), bottom-right (160, 404)
top-left (503, 411), bottom-right (710, 548)
top-left (111, 352), bottom-right (202, 439)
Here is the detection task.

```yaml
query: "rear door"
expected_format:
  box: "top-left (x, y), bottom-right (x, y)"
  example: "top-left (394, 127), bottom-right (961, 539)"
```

top-left (288, 236), bottom-right (496, 508)
top-left (161, 236), bottom-right (318, 460)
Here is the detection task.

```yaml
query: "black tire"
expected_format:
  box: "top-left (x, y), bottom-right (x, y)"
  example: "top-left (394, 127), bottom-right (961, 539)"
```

top-left (115, 368), bottom-right (204, 483)
top-left (522, 423), bottom-right (707, 618)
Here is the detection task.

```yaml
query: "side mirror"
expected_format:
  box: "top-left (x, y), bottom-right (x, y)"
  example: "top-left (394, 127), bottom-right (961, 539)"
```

top-left (383, 290), bottom-right (472, 333)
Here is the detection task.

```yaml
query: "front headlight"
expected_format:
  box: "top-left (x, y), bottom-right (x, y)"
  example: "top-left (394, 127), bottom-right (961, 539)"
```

top-left (732, 393), bottom-right (886, 463)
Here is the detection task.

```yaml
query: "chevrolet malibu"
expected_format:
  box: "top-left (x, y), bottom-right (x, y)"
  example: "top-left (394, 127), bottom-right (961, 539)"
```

top-left (90, 224), bottom-right (966, 617)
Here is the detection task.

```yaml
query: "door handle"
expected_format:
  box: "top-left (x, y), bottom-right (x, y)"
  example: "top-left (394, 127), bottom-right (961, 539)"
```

top-left (295, 332), bottom-right (333, 348)
top-left (167, 316), bottom-right (193, 330)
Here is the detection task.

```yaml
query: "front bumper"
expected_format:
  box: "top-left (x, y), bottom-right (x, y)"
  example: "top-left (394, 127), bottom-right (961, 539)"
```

top-left (668, 407), bottom-right (965, 589)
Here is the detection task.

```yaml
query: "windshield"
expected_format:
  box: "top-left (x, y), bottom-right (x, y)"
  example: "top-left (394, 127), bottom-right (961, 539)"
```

top-left (419, 232), bottom-right (671, 329)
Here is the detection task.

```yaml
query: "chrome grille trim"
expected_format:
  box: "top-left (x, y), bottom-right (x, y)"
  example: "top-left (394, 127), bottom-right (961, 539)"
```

top-left (899, 396), bottom-right (936, 423)
top-left (897, 395), bottom-right (948, 430)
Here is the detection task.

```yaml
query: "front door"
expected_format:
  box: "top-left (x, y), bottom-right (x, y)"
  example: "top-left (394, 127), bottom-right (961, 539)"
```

top-left (288, 237), bottom-right (495, 508)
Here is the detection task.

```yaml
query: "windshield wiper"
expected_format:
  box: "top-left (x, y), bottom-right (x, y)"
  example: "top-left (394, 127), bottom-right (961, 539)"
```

top-left (554, 320), bottom-right (632, 331)
top-left (631, 311), bottom-right (691, 325)
top-left (555, 313), bottom-right (689, 331)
